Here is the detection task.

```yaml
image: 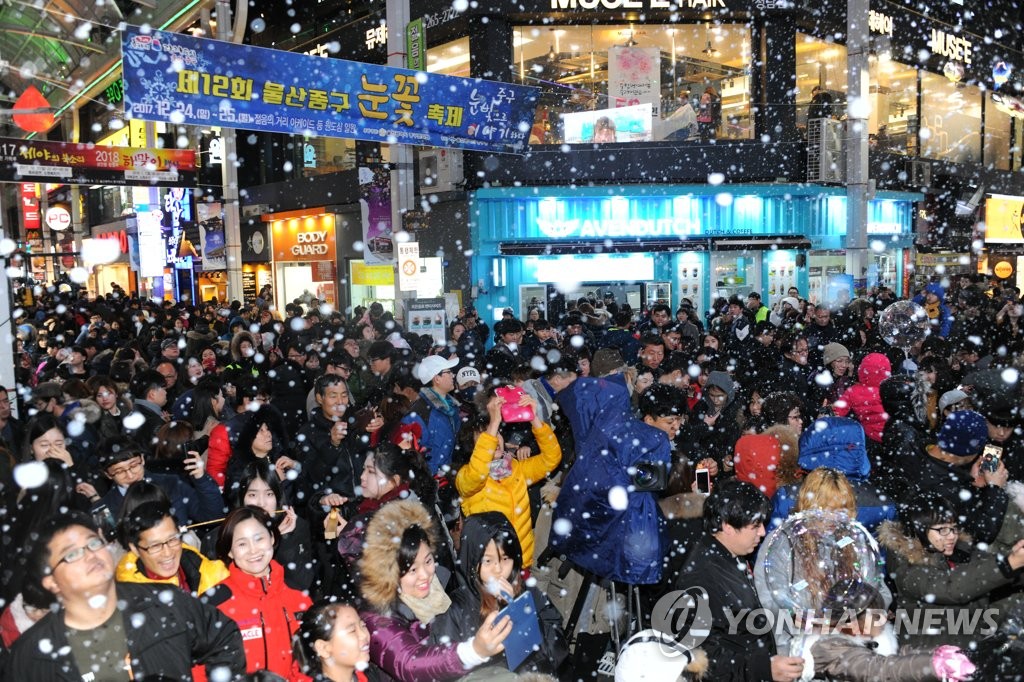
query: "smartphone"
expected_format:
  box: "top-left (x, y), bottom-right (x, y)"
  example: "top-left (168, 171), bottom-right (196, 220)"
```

top-left (695, 468), bottom-right (711, 494)
top-left (982, 444), bottom-right (1004, 473)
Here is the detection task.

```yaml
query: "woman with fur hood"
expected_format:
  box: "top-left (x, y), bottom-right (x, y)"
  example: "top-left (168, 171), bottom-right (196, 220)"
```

top-left (358, 499), bottom-right (513, 681)
top-left (878, 492), bottom-right (1024, 649)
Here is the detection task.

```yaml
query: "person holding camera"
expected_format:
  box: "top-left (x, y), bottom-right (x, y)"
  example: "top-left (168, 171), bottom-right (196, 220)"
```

top-left (455, 386), bottom-right (562, 569)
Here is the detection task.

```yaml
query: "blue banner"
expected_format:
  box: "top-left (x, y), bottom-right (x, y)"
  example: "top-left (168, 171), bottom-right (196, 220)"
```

top-left (121, 26), bottom-right (539, 154)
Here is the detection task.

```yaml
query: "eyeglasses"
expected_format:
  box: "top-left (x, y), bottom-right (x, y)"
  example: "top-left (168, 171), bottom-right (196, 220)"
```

top-left (56, 536), bottom-right (107, 566)
top-left (108, 459), bottom-right (143, 479)
top-left (137, 532), bottom-right (183, 555)
top-left (439, 369), bottom-right (454, 377)
top-left (929, 526), bottom-right (959, 537)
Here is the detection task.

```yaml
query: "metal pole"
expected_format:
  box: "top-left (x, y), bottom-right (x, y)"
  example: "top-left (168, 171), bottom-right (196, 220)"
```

top-left (846, 0), bottom-right (870, 286)
top-left (387, 0), bottom-right (415, 324)
top-left (64, 112), bottom-right (85, 285)
top-left (0, 191), bottom-right (17, 395)
top-left (216, 0), bottom-right (245, 306)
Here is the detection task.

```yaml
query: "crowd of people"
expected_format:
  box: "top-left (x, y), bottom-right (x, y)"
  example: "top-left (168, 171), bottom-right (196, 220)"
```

top-left (2, 274), bottom-right (1024, 681)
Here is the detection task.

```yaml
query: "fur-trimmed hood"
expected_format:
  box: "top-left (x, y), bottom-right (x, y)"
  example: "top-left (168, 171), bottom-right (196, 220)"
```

top-left (877, 519), bottom-right (972, 566)
top-left (1006, 480), bottom-right (1024, 514)
top-left (65, 398), bottom-right (103, 425)
top-left (359, 499), bottom-right (440, 614)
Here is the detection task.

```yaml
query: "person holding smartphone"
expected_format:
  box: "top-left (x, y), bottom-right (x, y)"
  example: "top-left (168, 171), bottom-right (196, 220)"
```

top-left (454, 386), bottom-right (562, 569)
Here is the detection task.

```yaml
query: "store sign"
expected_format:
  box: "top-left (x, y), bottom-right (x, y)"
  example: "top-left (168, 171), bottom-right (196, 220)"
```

top-left (97, 230), bottom-right (129, 254)
top-left (550, 0), bottom-right (725, 8)
top-left (122, 26), bottom-right (539, 155)
top-left (20, 183), bottom-right (39, 230)
top-left (868, 10), bottom-right (893, 36)
top-left (994, 260), bottom-right (1014, 279)
top-left (537, 215), bottom-right (700, 239)
top-left (0, 136), bottom-right (197, 186)
top-left (398, 241), bottom-right (420, 292)
top-left (866, 221), bottom-right (901, 235)
top-left (137, 209), bottom-right (166, 277)
top-left (352, 261), bottom-right (395, 286)
top-left (46, 206), bottom-right (71, 231)
top-left (984, 196), bottom-right (1024, 244)
top-left (929, 28), bottom-right (973, 65)
top-left (271, 215), bottom-right (337, 262)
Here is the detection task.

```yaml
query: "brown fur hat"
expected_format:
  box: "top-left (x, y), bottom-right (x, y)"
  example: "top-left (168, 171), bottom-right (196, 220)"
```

top-left (358, 499), bottom-right (439, 614)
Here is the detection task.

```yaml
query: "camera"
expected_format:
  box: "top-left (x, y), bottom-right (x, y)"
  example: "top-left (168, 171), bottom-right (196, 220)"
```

top-left (630, 461), bottom-right (667, 492)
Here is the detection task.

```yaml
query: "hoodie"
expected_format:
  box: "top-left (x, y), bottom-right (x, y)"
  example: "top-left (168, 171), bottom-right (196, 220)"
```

top-left (912, 284), bottom-right (953, 337)
top-left (833, 353), bottom-right (891, 442)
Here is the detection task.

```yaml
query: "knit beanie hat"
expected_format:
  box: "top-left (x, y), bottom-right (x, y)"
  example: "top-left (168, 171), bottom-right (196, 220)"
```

top-left (937, 410), bottom-right (988, 457)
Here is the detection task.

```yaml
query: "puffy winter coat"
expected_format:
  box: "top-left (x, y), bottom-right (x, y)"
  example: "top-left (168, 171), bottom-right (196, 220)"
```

top-left (116, 543), bottom-right (229, 595)
top-left (293, 407), bottom-right (366, 505)
top-left (456, 423), bottom-right (561, 567)
top-left (206, 560), bottom-right (310, 680)
top-left (358, 499), bottom-right (472, 681)
top-left (834, 353), bottom-right (891, 442)
top-left (550, 375), bottom-right (669, 584)
top-left (770, 417), bottom-right (896, 531)
top-left (878, 520), bottom-right (1022, 649)
top-left (4, 583), bottom-right (243, 680)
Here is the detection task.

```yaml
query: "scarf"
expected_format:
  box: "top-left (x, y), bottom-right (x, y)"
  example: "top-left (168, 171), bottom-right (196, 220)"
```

top-left (357, 483), bottom-right (409, 515)
top-left (489, 452), bottom-right (514, 481)
top-left (399, 574), bottom-right (451, 623)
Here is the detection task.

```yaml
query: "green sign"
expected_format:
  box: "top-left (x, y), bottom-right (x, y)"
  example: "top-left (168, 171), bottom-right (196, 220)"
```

top-left (104, 79), bottom-right (124, 105)
top-left (406, 18), bottom-right (425, 71)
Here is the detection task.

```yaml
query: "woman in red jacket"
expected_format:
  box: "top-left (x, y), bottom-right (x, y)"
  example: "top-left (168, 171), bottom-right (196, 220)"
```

top-left (209, 506), bottom-right (311, 680)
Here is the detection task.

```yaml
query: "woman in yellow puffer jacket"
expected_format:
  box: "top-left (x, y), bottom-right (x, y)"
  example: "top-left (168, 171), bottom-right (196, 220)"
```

top-left (455, 387), bottom-right (561, 568)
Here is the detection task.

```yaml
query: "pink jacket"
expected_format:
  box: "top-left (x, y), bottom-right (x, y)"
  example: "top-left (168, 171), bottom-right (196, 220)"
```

top-left (834, 353), bottom-right (891, 442)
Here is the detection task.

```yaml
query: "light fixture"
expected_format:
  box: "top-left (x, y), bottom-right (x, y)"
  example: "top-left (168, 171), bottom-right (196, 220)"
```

top-left (547, 43), bottom-right (557, 62)
top-left (702, 23), bottom-right (720, 58)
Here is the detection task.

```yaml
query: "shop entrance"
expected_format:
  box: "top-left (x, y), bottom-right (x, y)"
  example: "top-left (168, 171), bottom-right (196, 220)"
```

top-left (711, 253), bottom-right (761, 301)
top-left (521, 282), bottom-right (654, 321)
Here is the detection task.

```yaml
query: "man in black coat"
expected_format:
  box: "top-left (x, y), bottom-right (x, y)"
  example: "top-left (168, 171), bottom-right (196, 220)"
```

top-left (674, 479), bottom-right (805, 681)
top-left (5, 512), bottom-right (243, 680)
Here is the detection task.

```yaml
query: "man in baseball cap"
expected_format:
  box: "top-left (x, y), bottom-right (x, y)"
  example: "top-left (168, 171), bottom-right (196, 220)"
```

top-left (403, 355), bottom-right (461, 474)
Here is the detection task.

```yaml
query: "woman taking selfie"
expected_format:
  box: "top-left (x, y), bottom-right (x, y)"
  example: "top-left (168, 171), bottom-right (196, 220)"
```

top-left (454, 387), bottom-right (561, 569)
top-left (209, 506), bottom-right (311, 679)
top-left (437, 511), bottom-right (568, 675)
top-left (359, 499), bottom-right (511, 681)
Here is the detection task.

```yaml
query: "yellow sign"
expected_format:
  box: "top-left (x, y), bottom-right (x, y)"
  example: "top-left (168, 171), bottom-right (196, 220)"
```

top-left (352, 261), bottom-right (394, 286)
top-left (994, 260), bottom-right (1014, 279)
top-left (985, 196), bottom-right (1024, 243)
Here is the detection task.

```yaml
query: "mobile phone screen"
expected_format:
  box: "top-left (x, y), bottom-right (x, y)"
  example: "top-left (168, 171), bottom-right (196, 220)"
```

top-left (696, 468), bottom-right (711, 494)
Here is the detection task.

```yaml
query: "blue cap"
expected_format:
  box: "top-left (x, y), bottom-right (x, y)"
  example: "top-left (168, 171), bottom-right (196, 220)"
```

top-left (937, 410), bottom-right (988, 456)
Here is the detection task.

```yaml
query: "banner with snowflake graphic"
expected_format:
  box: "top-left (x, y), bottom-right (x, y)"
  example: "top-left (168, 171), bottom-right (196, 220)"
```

top-left (121, 26), bottom-right (539, 155)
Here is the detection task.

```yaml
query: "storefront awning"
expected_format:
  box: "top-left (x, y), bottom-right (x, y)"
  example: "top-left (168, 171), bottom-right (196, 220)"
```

top-left (499, 239), bottom-right (708, 255)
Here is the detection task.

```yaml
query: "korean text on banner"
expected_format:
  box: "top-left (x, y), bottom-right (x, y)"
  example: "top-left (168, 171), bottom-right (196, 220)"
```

top-left (121, 26), bottom-right (539, 155)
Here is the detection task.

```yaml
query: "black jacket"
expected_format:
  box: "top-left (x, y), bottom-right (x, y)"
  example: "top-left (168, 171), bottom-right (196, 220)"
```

top-left (292, 408), bottom-right (366, 507)
top-left (3, 583), bottom-right (244, 680)
top-left (674, 533), bottom-right (776, 681)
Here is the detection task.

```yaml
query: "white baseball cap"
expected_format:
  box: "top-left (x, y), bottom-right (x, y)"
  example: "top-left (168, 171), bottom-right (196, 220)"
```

top-left (455, 366), bottom-right (481, 388)
top-left (414, 355), bottom-right (459, 384)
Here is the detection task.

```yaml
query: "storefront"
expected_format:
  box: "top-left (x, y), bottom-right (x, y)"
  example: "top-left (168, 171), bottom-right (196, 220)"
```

top-left (979, 194), bottom-right (1024, 290)
top-left (265, 209), bottom-right (339, 309)
top-left (470, 184), bottom-right (918, 319)
top-left (85, 221), bottom-right (135, 297)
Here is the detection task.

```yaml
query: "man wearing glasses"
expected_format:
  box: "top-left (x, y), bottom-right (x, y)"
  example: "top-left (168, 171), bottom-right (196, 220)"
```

top-left (93, 436), bottom-right (224, 526)
top-left (4, 512), bottom-right (243, 680)
top-left (116, 502), bottom-right (229, 596)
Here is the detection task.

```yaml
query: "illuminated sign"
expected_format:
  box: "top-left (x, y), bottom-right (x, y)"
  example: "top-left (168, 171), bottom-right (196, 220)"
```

top-left (550, 0), bottom-right (725, 7)
top-left (929, 28), bottom-right (972, 65)
top-left (45, 206), bottom-right (71, 231)
top-left (868, 10), bottom-right (893, 36)
top-left (984, 196), bottom-right (1024, 244)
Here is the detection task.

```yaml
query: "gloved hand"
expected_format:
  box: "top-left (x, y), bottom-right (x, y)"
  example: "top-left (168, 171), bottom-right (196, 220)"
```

top-left (932, 645), bottom-right (975, 681)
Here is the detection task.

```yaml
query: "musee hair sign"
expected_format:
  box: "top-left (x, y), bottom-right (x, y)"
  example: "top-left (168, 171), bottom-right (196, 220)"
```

top-left (551, 0), bottom-right (727, 8)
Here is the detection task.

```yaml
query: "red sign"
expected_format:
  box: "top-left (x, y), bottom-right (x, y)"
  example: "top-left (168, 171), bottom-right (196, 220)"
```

top-left (0, 136), bottom-right (197, 187)
top-left (312, 261), bottom-right (337, 282)
top-left (20, 183), bottom-right (39, 230)
top-left (98, 230), bottom-right (129, 254)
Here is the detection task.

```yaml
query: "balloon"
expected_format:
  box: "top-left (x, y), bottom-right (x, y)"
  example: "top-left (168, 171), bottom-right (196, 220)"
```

top-left (758, 510), bottom-right (887, 614)
top-left (878, 300), bottom-right (929, 349)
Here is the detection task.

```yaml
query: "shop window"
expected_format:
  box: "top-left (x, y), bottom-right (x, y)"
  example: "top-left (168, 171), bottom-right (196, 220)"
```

top-left (513, 24), bottom-right (753, 145)
top-left (427, 37), bottom-right (470, 77)
top-left (920, 72), bottom-right (980, 164)
top-left (795, 33), bottom-right (918, 154)
top-left (985, 92), bottom-right (1015, 171)
top-left (300, 137), bottom-right (357, 177)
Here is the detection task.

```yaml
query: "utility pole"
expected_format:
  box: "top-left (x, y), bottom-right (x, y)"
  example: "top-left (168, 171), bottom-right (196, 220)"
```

top-left (846, 0), bottom-right (871, 288)
top-left (386, 0), bottom-right (415, 324)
